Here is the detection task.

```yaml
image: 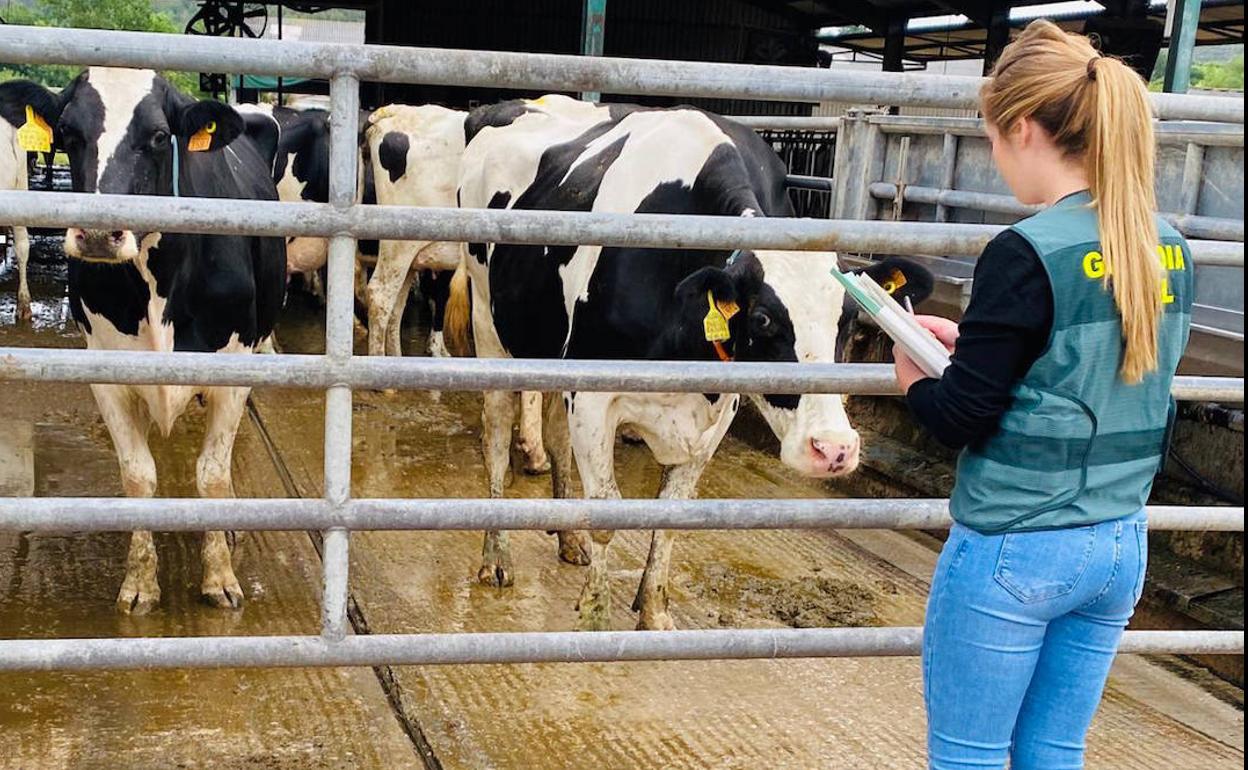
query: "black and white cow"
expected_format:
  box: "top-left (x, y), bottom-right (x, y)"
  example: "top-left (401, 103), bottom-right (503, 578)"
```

top-left (446, 102), bottom-right (932, 630)
top-left (364, 98), bottom-right (622, 472)
top-left (1, 115), bottom-right (32, 321)
top-left (0, 69), bottom-right (286, 614)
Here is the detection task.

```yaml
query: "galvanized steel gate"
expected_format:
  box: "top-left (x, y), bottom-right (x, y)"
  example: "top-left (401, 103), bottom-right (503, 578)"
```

top-left (0, 25), bottom-right (1243, 671)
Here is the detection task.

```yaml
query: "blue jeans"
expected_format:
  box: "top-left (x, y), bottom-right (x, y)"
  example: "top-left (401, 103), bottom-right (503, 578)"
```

top-left (923, 510), bottom-right (1148, 770)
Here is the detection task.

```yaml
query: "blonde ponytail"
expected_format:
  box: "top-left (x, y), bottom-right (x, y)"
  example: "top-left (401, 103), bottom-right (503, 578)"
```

top-left (1086, 57), bottom-right (1160, 383)
top-left (981, 20), bottom-right (1162, 383)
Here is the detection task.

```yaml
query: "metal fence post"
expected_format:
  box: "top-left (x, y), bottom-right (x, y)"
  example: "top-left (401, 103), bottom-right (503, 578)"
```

top-left (321, 71), bottom-right (361, 641)
top-left (831, 109), bottom-right (885, 221)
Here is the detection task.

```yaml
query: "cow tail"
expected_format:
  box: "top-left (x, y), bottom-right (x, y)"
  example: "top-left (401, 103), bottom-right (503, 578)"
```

top-left (443, 249), bottom-right (473, 357)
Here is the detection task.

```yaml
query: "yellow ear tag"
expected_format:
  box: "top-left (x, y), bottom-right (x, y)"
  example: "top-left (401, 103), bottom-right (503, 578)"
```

top-left (703, 290), bottom-right (732, 343)
top-left (187, 120), bottom-right (216, 152)
top-left (881, 269), bottom-right (908, 295)
top-left (16, 105), bottom-right (52, 153)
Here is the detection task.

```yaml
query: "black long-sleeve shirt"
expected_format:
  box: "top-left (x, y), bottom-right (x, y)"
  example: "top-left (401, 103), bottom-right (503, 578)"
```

top-left (906, 230), bottom-right (1054, 450)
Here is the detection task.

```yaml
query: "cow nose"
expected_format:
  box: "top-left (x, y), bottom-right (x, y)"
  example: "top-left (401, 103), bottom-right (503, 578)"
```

top-left (66, 227), bottom-right (133, 260)
top-left (810, 435), bottom-right (860, 475)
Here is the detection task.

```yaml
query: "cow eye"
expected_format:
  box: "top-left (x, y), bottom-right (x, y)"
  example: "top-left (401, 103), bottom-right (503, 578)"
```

top-left (751, 311), bottom-right (774, 335)
top-left (149, 130), bottom-right (170, 150)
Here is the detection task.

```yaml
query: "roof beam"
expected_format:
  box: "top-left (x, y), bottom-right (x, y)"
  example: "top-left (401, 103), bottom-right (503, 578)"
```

top-left (928, 0), bottom-right (997, 27)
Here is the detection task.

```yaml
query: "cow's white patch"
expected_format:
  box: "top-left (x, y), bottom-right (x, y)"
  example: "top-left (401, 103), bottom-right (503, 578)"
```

top-left (87, 67), bottom-right (158, 192)
top-left (750, 250), bottom-right (860, 477)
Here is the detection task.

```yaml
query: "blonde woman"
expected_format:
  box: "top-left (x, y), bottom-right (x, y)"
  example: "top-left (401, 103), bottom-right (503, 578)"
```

top-left (893, 21), bottom-right (1193, 770)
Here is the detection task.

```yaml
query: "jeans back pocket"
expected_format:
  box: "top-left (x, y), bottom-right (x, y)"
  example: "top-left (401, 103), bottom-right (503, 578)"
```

top-left (994, 527), bottom-right (1098, 604)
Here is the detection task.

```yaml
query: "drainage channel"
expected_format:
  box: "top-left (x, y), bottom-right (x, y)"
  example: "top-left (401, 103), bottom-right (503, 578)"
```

top-left (246, 396), bottom-right (445, 770)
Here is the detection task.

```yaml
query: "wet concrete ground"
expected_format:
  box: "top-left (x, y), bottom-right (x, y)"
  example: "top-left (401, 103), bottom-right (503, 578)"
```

top-left (0, 239), bottom-right (1243, 768)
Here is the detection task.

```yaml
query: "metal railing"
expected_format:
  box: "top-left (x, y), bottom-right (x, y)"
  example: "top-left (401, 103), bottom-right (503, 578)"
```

top-left (0, 25), bottom-right (1243, 672)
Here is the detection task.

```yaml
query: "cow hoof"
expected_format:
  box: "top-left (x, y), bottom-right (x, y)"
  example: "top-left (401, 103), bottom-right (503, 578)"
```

top-left (576, 604), bottom-right (612, 632)
top-left (556, 530), bottom-right (592, 566)
top-left (116, 582), bottom-right (160, 616)
top-left (201, 579), bottom-right (245, 610)
top-left (477, 561), bottom-right (514, 588)
top-left (523, 455), bottom-right (552, 475)
top-left (636, 612), bottom-right (677, 631)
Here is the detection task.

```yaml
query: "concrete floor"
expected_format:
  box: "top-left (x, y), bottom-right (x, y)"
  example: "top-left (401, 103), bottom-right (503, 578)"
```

top-left (0, 243), bottom-right (1243, 768)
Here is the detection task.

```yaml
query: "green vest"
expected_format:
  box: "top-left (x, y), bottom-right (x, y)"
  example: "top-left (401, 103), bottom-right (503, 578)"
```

top-left (951, 191), bottom-right (1194, 533)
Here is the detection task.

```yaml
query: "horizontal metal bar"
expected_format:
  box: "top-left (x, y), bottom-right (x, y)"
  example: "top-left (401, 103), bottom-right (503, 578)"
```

top-left (785, 173), bottom-right (835, 192)
top-left (870, 115), bottom-right (1246, 146)
top-left (0, 498), bottom-right (1239, 533)
top-left (0, 628), bottom-right (1239, 671)
top-left (869, 183), bottom-right (1247, 244)
top-left (0, 25), bottom-right (1241, 123)
top-left (0, 191), bottom-right (1242, 266)
top-left (729, 116), bottom-right (841, 131)
top-left (1, 348), bottom-right (1241, 403)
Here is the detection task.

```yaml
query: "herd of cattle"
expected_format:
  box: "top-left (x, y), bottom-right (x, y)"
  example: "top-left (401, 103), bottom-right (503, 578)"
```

top-left (0, 67), bottom-right (933, 630)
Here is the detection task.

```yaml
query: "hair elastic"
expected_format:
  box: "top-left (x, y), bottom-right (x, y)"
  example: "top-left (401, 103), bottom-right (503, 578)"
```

top-left (1086, 57), bottom-right (1100, 81)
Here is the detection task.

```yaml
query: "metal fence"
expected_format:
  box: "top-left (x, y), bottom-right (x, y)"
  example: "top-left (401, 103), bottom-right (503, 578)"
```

top-left (0, 25), bottom-right (1243, 672)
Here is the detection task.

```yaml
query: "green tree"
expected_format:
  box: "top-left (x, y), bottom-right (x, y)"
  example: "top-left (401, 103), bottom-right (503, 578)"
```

top-left (2, 0), bottom-right (204, 96)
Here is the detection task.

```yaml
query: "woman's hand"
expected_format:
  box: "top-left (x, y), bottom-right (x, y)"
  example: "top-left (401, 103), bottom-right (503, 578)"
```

top-left (893, 315), bottom-right (959, 394)
top-left (915, 315), bottom-right (959, 351)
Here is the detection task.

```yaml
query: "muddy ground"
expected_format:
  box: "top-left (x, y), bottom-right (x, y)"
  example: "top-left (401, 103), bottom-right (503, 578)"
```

top-left (0, 238), bottom-right (1243, 769)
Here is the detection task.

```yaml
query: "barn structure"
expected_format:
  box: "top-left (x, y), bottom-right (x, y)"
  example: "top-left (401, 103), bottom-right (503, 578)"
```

top-left (188, 0), bottom-right (1244, 111)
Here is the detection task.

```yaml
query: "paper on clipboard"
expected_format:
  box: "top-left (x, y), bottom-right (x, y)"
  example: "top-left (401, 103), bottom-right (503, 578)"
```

top-left (830, 267), bottom-right (951, 378)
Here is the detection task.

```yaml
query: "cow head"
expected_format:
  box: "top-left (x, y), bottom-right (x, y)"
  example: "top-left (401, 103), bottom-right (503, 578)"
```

top-left (0, 68), bottom-right (243, 263)
top-left (672, 251), bottom-right (933, 478)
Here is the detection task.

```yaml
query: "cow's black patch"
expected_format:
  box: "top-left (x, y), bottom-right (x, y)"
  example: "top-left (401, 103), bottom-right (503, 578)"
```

top-left (487, 122), bottom-right (629, 359)
top-left (378, 131), bottom-right (409, 183)
top-left (67, 260), bottom-right (149, 336)
top-left (464, 99), bottom-right (535, 143)
top-left (270, 107), bottom-right (329, 204)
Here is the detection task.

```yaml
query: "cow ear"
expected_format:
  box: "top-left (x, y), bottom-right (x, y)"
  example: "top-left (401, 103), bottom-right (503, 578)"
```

top-left (855, 257), bottom-right (935, 307)
top-left (0, 80), bottom-right (62, 132)
top-left (173, 99), bottom-right (245, 152)
top-left (674, 265), bottom-right (737, 308)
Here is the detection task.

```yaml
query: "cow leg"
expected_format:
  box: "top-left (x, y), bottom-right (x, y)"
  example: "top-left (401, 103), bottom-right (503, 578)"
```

top-left (307, 269), bottom-right (327, 305)
top-left (567, 393), bottom-right (621, 631)
top-left (632, 462), bottom-right (706, 631)
top-left (517, 391), bottom-right (550, 474)
top-left (367, 241), bottom-right (418, 357)
top-left (14, 226), bottom-right (31, 323)
top-left (92, 384), bottom-right (161, 615)
top-left (479, 389), bottom-right (517, 587)
top-left (384, 266), bottom-right (418, 358)
top-left (421, 269), bottom-right (454, 359)
top-left (196, 386), bottom-right (248, 609)
top-left (543, 390), bottom-right (590, 566)
top-left (353, 257), bottom-right (371, 343)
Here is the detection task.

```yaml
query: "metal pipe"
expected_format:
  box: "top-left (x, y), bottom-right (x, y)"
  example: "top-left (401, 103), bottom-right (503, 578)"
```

top-left (0, 497), bottom-right (1240, 533)
top-left (0, 25), bottom-right (1240, 123)
top-left (0, 628), bottom-right (1239, 671)
top-left (869, 183), bottom-right (1247, 245)
top-left (320, 73), bottom-right (360, 641)
top-left (784, 174), bottom-right (834, 192)
top-left (870, 115), bottom-right (1246, 146)
top-left (730, 116), bottom-right (842, 131)
top-left (1, 349), bottom-right (1240, 402)
top-left (1, 191), bottom-right (1241, 265)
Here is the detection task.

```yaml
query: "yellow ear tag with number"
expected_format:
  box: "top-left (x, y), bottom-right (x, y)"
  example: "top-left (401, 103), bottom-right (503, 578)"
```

top-left (187, 120), bottom-right (216, 152)
top-left (703, 290), bottom-right (736, 342)
top-left (17, 105), bottom-right (52, 153)
top-left (880, 268), bottom-right (908, 295)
